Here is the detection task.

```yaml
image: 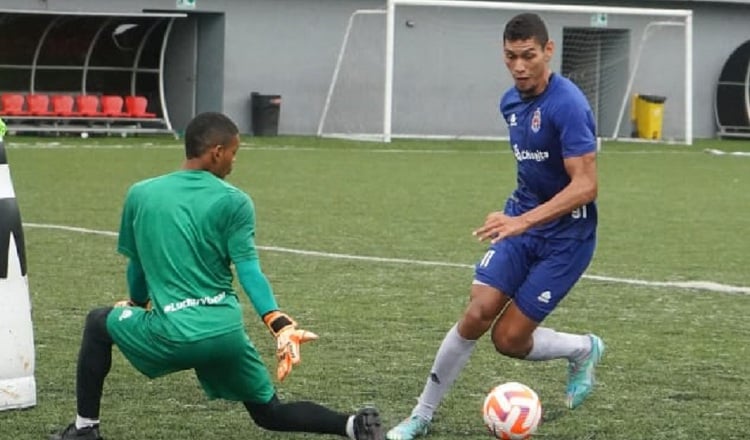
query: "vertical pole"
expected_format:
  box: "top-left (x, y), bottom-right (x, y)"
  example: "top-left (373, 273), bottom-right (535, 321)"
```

top-left (384, 0), bottom-right (396, 142)
top-left (159, 18), bottom-right (178, 133)
top-left (317, 10), bottom-right (385, 137)
top-left (684, 13), bottom-right (693, 145)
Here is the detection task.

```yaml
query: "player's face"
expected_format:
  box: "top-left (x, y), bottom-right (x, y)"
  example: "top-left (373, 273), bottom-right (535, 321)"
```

top-left (503, 37), bottom-right (554, 98)
top-left (211, 134), bottom-right (240, 178)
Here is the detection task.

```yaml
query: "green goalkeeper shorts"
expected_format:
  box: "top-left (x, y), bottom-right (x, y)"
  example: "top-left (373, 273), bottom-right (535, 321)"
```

top-left (106, 306), bottom-right (274, 403)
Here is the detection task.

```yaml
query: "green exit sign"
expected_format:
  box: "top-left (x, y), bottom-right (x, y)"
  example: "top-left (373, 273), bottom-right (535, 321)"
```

top-left (177, 0), bottom-right (196, 9)
top-left (590, 13), bottom-right (607, 27)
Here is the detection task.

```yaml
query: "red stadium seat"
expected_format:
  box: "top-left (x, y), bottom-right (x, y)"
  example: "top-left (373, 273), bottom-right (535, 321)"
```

top-left (52, 95), bottom-right (75, 116)
top-left (27, 94), bottom-right (53, 116)
top-left (125, 95), bottom-right (156, 118)
top-left (1, 93), bottom-right (29, 116)
top-left (76, 95), bottom-right (102, 117)
top-left (101, 95), bottom-right (127, 117)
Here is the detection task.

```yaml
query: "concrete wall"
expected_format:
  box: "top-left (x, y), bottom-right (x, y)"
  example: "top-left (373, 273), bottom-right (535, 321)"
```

top-left (2, 0), bottom-right (749, 139)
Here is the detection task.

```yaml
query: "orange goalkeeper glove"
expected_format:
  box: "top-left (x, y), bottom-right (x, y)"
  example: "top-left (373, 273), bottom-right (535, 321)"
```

top-left (263, 311), bottom-right (318, 381)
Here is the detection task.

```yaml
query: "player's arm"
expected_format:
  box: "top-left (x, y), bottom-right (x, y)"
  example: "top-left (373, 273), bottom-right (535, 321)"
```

top-left (476, 93), bottom-right (597, 242)
top-left (114, 184), bottom-right (150, 309)
top-left (520, 93), bottom-right (598, 228)
top-left (518, 152), bottom-right (597, 227)
top-left (235, 257), bottom-right (278, 317)
top-left (474, 152), bottom-right (598, 243)
top-left (235, 258), bottom-right (318, 382)
top-left (474, 153), bottom-right (597, 242)
top-left (227, 193), bottom-right (317, 381)
top-left (115, 258), bottom-right (151, 309)
top-left (123, 257), bottom-right (150, 307)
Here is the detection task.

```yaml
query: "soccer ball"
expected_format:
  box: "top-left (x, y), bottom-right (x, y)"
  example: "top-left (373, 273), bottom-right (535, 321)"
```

top-left (482, 382), bottom-right (542, 440)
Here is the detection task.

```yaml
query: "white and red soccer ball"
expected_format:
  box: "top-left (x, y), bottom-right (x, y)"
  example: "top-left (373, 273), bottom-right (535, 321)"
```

top-left (482, 382), bottom-right (542, 440)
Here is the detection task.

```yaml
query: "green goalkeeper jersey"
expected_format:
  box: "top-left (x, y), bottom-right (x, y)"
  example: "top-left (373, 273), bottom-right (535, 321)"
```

top-left (117, 169), bottom-right (258, 342)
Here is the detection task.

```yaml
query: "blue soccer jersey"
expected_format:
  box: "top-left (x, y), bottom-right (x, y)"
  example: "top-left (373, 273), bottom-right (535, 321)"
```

top-left (499, 73), bottom-right (597, 239)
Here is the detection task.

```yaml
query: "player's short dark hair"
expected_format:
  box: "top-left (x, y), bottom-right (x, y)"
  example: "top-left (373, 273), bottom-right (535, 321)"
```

top-left (503, 13), bottom-right (549, 47)
top-left (184, 112), bottom-right (239, 159)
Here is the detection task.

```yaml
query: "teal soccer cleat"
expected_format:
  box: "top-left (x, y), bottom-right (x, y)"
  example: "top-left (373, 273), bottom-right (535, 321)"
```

top-left (566, 334), bottom-right (605, 409)
top-left (386, 415), bottom-right (430, 440)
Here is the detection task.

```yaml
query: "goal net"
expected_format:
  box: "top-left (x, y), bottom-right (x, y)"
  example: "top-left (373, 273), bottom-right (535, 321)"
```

top-left (318, 1), bottom-right (692, 144)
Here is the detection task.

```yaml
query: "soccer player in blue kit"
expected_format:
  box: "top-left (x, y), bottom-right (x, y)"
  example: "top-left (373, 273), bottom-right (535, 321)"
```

top-left (387, 13), bottom-right (604, 440)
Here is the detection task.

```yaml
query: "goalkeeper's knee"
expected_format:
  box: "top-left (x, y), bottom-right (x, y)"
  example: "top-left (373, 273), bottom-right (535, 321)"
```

top-left (83, 307), bottom-right (114, 343)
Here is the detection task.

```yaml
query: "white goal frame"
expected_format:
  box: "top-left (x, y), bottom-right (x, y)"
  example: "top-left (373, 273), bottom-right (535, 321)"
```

top-left (319, 0), bottom-right (693, 144)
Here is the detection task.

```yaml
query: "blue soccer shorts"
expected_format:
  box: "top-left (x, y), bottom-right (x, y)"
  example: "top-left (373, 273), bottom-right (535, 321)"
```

top-left (474, 233), bottom-right (596, 322)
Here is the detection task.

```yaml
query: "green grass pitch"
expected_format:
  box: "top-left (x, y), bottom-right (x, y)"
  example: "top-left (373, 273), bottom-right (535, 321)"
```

top-left (2, 134), bottom-right (749, 439)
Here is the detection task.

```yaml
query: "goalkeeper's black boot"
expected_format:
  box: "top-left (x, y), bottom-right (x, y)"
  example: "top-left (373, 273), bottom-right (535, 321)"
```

top-left (353, 407), bottom-right (384, 440)
top-left (49, 423), bottom-right (103, 440)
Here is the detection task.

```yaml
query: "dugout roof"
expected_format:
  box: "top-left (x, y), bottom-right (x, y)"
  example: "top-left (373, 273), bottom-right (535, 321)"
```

top-left (0, 10), bottom-right (186, 133)
top-left (715, 39), bottom-right (750, 138)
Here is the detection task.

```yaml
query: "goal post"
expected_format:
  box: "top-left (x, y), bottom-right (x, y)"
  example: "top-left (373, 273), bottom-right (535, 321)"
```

top-left (319, 0), bottom-right (693, 144)
top-left (317, 9), bottom-right (387, 140)
top-left (610, 19), bottom-right (692, 143)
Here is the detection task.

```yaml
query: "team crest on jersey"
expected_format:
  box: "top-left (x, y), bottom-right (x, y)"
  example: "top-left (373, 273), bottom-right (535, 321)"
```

top-left (531, 107), bottom-right (542, 133)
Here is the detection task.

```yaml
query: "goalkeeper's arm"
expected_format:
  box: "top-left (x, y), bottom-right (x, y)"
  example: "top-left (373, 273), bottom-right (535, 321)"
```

top-left (235, 259), bottom-right (317, 381)
top-left (235, 258), bottom-right (279, 317)
top-left (124, 258), bottom-right (150, 308)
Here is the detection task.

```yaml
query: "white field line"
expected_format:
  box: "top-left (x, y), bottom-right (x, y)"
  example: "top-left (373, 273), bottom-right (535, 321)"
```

top-left (23, 222), bottom-right (750, 295)
top-left (703, 148), bottom-right (750, 157)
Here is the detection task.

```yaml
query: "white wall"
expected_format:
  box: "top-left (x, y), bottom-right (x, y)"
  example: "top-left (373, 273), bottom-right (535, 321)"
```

top-left (2, 0), bottom-right (749, 138)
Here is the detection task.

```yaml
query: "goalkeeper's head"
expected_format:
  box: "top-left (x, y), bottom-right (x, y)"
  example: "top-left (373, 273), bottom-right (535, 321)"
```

top-left (183, 112), bottom-right (240, 179)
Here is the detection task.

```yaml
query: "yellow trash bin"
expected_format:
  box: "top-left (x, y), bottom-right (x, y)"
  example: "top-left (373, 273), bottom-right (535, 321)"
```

top-left (631, 94), bottom-right (666, 140)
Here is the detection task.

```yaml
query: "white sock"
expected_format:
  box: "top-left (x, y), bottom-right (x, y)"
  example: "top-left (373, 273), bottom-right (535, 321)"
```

top-left (345, 415), bottom-right (355, 439)
top-left (75, 415), bottom-right (100, 430)
top-left (524, 327), bottom-right (591, 362)
top-left (412, 323), bottom-right (477, 421)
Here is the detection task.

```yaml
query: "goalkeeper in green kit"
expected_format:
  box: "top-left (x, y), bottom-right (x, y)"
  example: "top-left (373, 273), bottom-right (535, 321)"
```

top-left (49, 112), bottom-right (383, 440)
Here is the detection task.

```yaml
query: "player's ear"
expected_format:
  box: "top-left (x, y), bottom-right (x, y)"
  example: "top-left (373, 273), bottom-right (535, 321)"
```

top-left (209, 144), bottom-right (222, 162)
top-left (543, 39), bottom-right (554, 62)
